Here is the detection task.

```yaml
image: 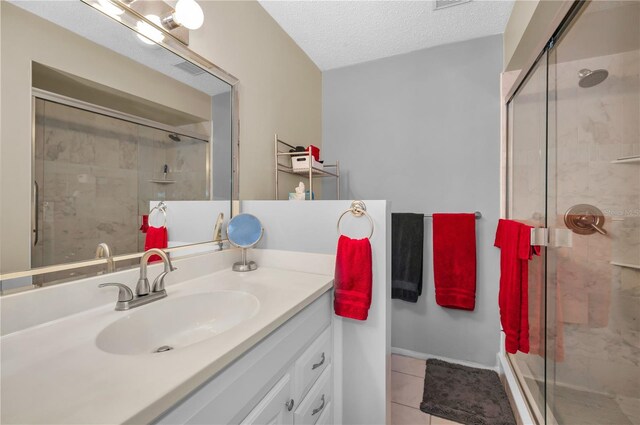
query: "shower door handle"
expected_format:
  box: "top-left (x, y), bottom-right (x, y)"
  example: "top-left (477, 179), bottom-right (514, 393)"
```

top-left (32, 181), bottom-right (39, 246)
top-left (530, 228), bottom-right (548, 247)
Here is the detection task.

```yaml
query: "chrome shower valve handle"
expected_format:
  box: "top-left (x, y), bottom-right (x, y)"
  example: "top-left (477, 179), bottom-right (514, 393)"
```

top-left (564, 204), bottom-right (607, 236)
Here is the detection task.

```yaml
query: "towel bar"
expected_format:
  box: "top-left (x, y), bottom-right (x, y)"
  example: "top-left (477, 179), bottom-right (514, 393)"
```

top-left (423, 211), bottom-right (482, 219)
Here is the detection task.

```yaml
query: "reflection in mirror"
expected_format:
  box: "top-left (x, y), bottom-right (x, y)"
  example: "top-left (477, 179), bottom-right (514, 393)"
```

top-left (0, 1), bottom-right (237, 293)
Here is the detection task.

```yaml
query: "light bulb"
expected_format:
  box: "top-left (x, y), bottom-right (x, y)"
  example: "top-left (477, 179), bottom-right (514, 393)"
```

top-left (136, 15), bottom-right (165, 45)
top-left (173, 0), bottom-right (204, 30)
top-left (97, 0), bottom-right (124, 16)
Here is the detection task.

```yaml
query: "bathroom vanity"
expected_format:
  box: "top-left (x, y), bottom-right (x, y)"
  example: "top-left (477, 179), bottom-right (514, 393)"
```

top-left (157, 290), bottom-right (333, 425)
top-left (0, 249), bottom-right (335, 424)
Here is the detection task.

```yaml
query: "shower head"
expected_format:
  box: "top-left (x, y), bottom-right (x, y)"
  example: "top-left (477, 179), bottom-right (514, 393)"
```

top-left (168, 133), bottom-right (181, 142)
top-left (578, 68), bottom-right (608, 88)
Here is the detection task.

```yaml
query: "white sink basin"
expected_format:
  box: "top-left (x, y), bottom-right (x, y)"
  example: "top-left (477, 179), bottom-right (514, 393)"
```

top-left (96, 291), bottom-right (260, 355)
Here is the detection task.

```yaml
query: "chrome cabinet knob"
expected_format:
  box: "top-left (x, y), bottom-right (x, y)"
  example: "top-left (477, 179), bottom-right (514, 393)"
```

top-left (285, 399), bottom-right (294, 412)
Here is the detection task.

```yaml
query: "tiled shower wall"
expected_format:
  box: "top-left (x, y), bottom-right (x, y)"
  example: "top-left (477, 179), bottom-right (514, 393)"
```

top-left (33, 100), bottom-right (208, 268)
top-left (551, 47), bottom-right (640, 414)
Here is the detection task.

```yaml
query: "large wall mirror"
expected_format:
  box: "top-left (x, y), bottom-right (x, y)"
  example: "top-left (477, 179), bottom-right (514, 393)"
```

top-left (0, 1), bottom-right (239, 293)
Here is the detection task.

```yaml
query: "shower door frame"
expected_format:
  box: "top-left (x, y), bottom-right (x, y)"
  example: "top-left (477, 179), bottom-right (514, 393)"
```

top-left (501, 1), bottom-right (589, 424)
top-left (503, 49), bottom-right (551, 425)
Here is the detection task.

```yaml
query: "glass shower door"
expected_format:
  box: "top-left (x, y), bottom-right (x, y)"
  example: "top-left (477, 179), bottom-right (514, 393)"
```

top-left (546, 2), bottom-right (640, 424)
top-left (507, 51), bottom-right (548, 424)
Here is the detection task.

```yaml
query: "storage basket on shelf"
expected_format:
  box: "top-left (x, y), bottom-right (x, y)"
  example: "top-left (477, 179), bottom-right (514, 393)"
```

top-left (292, 155), bottom-right (324, 172)
top-left (274, 134), bottom-right (340, 200)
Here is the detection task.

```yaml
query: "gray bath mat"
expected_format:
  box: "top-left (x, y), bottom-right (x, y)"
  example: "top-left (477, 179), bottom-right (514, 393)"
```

top-left (420, 359), bottom-right (516, 425)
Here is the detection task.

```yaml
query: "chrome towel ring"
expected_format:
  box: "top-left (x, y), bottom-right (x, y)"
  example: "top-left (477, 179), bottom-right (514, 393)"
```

top-left (337, 200), bottom-right (374, 239)
top-left (149, 201), bottom-right (168, 228)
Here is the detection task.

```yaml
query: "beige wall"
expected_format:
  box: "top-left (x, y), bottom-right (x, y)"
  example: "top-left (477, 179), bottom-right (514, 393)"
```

top-left (1, 1), bottom-right (321, 274)
top-left (0, 3), bottom-right (207, 273)
top-left (503, 0), bottom-right (539, 70)
top-left (503, 0), bottom-right (570, 72)
top-left (188, 1), bottom-right (322, 200)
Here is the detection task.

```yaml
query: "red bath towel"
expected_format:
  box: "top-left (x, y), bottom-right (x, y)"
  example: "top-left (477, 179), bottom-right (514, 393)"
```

top-left (334, 235), bottom-right (373, 321)
top-left (494, 219), bottom-right (540, 354)
top-left (144, 226), bottom-right (168, 263)
top-left (432, 213), bottom-right (477, 310)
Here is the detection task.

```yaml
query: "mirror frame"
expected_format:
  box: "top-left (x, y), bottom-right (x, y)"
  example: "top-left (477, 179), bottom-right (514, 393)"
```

top-left (0, 0), bottom-right (240, 285)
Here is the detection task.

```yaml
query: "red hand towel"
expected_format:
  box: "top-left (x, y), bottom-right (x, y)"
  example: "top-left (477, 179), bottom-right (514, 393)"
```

top-left (494, 219), bottom-right (540, 354)
top-left (139, 215), bottom-right (149, 233)
top-left (144, 226), bottom-right (168, 263)
top-left (334, 235), bottom-right (373, 321)
top-left (432, 213), bottom-right (477, 310)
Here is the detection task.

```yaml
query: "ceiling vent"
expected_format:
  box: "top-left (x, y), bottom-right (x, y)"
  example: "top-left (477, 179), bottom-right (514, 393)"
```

top-left (173, 60), bottom-right (206, 76)
top-left (434, 0), bottom-right (471, 10)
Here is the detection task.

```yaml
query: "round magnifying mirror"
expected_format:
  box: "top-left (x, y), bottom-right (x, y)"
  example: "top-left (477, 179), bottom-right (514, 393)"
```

top-left (227, 213), bottom-right (264, 272)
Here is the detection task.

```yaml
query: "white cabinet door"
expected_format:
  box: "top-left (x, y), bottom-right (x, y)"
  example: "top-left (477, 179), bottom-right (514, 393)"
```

top-left (241, 373), bottom-right (294, 425)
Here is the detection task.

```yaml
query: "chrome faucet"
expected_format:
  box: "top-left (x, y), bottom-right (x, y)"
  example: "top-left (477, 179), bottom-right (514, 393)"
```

top-left (95, 242), bottom-right (115, 273)
top-left (99, 248), bottom-right (176, 311)
top-left (137, 248), bottom-right (176, 296)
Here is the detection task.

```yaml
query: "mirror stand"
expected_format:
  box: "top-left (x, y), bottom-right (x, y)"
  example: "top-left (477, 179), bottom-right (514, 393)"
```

top-left (232, 249), bottom-right (258, 272)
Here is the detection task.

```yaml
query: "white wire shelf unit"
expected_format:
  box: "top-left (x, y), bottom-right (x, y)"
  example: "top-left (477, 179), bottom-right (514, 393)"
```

top-left (274, 134), bottom-right (340, 200)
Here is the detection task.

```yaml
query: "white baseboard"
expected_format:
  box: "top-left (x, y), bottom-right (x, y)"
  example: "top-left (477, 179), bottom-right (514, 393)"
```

top-left (497, 353), bottom-right (536, 425)
top-left (390, 346), bottom-right (498, 372)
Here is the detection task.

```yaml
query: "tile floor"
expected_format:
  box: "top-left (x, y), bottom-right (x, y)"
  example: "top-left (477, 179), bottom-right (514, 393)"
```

top-left (390, 354), bottom-right (463, 425)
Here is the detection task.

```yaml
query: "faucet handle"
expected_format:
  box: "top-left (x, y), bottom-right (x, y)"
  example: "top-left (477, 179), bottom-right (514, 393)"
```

top-left (166, 256), bottom-right (177, 272)
top-left (163, 251), bottom-right (177, 272)
top-left (98, 283), bottom-right (134, 302)
top-left (152, 271), bottom-right (169, 293)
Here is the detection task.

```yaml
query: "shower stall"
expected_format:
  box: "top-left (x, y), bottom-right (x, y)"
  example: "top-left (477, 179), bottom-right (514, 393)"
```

top-left (32, 97), bottom-right (209, 276)
top-left (506, 1), bottom-right (639, 424)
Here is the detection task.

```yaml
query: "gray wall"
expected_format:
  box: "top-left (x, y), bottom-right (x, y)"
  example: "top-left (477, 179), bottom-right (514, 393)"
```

top-left (322, 35), bottom-right (503, 367)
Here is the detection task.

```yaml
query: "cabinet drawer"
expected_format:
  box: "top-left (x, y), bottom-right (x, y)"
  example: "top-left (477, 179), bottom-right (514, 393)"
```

top-left (241, 372), bottom-right (293, 425)
top-left (314, 401), bottom-right (332, 425)
top-left (294, 365), bottom-right (332, 425)
top-left (294, 325), bottom-right (331, 401)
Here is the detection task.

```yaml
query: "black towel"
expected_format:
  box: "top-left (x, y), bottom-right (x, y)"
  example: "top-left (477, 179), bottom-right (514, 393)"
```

top-left (391, 213), bottom-right (424, 302)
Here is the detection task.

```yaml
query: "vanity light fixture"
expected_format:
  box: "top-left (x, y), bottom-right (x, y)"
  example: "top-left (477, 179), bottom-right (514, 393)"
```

top-left (136, 14), bottom-right (166, 45)
top-left (104, 0), bottom-right (203, 45)
top-left (161, 0), bottom-right (205, 31)
top-left (96, 0), bottom-right (124, 17)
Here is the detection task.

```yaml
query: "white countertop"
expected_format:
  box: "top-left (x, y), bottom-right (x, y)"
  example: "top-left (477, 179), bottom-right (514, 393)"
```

top-left (1, 264), bottom-right (333, 424)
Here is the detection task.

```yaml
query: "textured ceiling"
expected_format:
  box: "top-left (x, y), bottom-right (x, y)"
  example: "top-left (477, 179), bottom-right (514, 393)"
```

top-left (259, 0), bottom-right (514, 70)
